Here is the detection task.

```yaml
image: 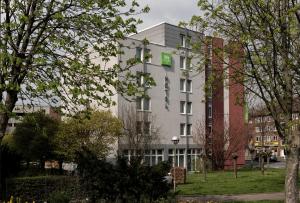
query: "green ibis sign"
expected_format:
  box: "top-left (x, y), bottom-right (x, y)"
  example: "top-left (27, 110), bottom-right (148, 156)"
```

top-left (161, 52), bottom-right (172, 67)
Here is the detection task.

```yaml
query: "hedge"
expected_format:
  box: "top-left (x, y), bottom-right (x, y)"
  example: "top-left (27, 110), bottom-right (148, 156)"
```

top-left (5, 176), bottom-right (84, 203)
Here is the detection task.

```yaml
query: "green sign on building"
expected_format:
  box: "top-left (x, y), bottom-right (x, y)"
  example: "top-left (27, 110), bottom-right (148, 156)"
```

top-left (161, 52), bottom-right (172, 67)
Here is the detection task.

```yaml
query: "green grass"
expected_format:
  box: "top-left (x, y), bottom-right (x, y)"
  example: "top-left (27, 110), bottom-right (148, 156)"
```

top-left (177, 169), bottom-right (288, 195)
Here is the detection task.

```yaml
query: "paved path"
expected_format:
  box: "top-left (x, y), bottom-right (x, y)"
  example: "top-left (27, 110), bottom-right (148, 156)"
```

top-left (177, 192), bottom-right (288, 202)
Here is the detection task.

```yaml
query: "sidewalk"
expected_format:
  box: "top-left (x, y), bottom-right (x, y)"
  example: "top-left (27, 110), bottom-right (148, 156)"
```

top-left (177, 192), bottom-right (288, 202)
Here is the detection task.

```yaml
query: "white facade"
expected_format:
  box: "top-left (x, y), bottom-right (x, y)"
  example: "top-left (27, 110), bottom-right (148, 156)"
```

top-left (104, 23), bottom-right (207, 170)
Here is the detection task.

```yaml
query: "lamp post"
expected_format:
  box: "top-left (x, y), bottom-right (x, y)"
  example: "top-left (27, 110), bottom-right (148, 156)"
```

top-left (171, 136), bottom-right (179, 192)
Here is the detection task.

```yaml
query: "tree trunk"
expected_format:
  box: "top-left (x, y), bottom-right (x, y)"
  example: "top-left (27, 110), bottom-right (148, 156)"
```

top-left (285, 146), bottom-right (299, 203)
top-left (261, 156), bottom-right (264, 175)
top-left (203, 157), bottom-right (207, 182)
top-left (233, 159), bottom-right (237, 179)
top-left (0, 91), bottom-right (18, 144)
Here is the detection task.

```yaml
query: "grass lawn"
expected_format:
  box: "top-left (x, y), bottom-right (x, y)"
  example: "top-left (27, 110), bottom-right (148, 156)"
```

top-left (177, 169), bottom-right (289, 195)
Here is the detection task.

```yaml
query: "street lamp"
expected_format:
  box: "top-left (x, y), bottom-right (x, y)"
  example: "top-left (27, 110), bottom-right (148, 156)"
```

top-left (171, 136), bottom-right (179, 192)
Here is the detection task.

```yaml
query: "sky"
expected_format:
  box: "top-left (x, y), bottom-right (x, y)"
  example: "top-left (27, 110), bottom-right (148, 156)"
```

top-left (135, 0), bottom-right (200, 31)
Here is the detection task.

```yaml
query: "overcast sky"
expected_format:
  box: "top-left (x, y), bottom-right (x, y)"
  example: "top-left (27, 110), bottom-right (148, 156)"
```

top-left (135, 0), bottom-right (200, 31)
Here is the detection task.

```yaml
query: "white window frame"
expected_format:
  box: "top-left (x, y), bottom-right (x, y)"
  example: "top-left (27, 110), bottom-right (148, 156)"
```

top-left (144, 48), bottom-right (152, 63)
top-left (180, 34), bottom-right (186, 47)
top-left (137, 97), bottom-right (151, 111)
top-left (180, 56), bottom-right (186, 69)
top-left (180, 101), bottom-right (186, 114)
top-left (136, 47), bottom-right (152, 63)
top-left (186, 124), bottom-right (192, 136)
top-left (180, 123), bottom-right (185, 136)
top-left (186, 79), bottom-right (192, 93)
top-left (187, 102), bottom-right (192, 115)
top-left (180, 78), bottom-right (186, 92)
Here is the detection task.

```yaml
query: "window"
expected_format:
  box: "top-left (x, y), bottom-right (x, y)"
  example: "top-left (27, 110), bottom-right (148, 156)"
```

top-left (293, 113), bottom-right (299, 120)
top-left (180, 79), bottom-right (185, 91)
top-left (180, 123), bottom-right (185, 136)
top-left (180, 34), bottom-right (186, 47)
top-left (137, 72), bottom-right (151, 88)
top-left (136, 47), bottom-right (142, 61)
top-left (136, 121), bottom-right (142, 134)
top-left (144, 48), bottom-right (151, 63)
top-left (135, 47), bottom-right (151, 63)
top-left (187, 102), bottom-right (192, 114)
top-left (180, 101), bottom-right (186, 114)
top-left (256, 136), bottom-right (261, 142)
top-left (144, 122), bottom-right (151, 135)
top-left (180, 123), bottom-right (192, 136)
top-left (180, 79), bottom-right (192, 93)
top-left (143, 97), bottom-right (150, 111)
top-left (137, 72), bottom-right (143, 87)
top-left (180, 56), bottom-right (185, 69)
top-left (208, 104), bottom-right (212, 118)
top-left (186, 124), bottom-right (192, 135)
top-left (255, 127), bottom-right (261, 133)
top-left (255, 117), bottom-right (262, 123)
top-left (186, 80), bottom-right (192, 92)
top-left (136, 97), bottom-right (151, 111)
top-left (136, 97), bottom-right (142, 110)
top-left (186, 57), bottom-right (191, 69)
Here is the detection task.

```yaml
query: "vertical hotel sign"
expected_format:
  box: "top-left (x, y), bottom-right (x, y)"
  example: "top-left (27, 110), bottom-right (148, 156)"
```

top-left (161, 52), bottom-right (172, 110)
top-left (161, 52), bottom-right (172, 67)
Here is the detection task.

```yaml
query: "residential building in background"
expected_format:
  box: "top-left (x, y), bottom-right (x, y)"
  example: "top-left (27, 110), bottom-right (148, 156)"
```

top-left (6, 105), bottom-right (60, 134)
top-left (247, 110), bottom-right (300, 159)
top-left (99, 23), bottom-right (245, 171)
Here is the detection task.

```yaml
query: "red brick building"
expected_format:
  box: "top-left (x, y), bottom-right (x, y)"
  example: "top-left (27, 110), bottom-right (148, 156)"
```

top-left (205, 37), bottom-right (246, 169)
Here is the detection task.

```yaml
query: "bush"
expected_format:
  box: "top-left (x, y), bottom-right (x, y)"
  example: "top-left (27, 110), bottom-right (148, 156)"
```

top-left (48, 191), bottom-right (71, 203)
top-left (5, 176), bottom-right (83, 203)
top-left (0, 144), bottom-right (21, 199)
top-left (76, 148), bottom-right (172, 203)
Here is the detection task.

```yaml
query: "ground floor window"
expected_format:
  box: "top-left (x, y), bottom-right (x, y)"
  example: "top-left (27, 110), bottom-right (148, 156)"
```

top-left (187, 148), bottom-right (202, 171)
top-left (168, 149), bottom-right (184, 167)
top-left (122, 149), bottom-right (164, 166)
top-left (144, 149), bottom-right (164, 166)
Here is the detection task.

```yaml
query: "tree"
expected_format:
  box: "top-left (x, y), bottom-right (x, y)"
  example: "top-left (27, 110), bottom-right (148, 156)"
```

top-left (190, 1), bottom-right (300, 201)
top-left (192, 118), bottom-right (210, 181)
top-left (0, 0), bottom-right (149, 144)
top-left (118, 104), bottom-right (160, 159)
top-left (55, 110), bottom-right (123, 161)
top-left (193, 118), bottom-right (245, 171)
top-left (13, 111), bottom-right (59, 168)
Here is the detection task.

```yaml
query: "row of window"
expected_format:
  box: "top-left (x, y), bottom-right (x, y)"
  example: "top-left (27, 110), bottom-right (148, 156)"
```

top-left (255, 126), bottom-right (277, 133)
top-left (135, 48), bottom-right (192, 70)
top-left (253, 113), bottom-right (299, 123)
top-left (255, 135), bottom-right (279, 142)
top-left (123, 148), bottom-right (202, 170)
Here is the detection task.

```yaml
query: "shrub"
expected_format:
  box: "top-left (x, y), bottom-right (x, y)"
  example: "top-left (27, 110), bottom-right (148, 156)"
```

top-left (48, 191), bottom-right (71, 203)
top-left (76, 148), bottom-right (172, 203)
top-left (5, 176), bottom-right (82, 203)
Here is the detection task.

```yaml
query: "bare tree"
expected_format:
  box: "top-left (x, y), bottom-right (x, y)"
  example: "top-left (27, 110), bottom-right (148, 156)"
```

top-left (193, 118), bottom-right (210, 181)
top-left (193, 118), bottom-right (245, 171)
top-left (118, 104), bottom-right (160, 161)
